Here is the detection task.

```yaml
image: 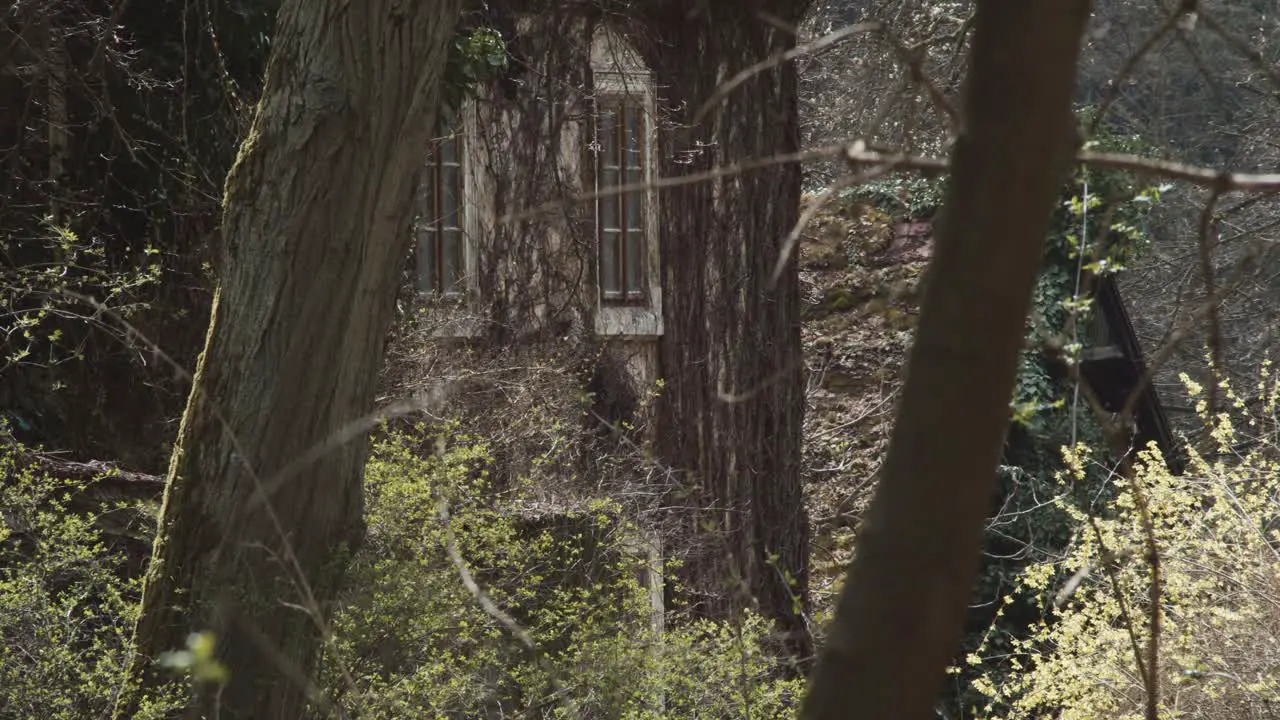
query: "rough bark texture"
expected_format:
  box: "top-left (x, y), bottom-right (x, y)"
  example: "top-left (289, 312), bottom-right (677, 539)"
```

top-left (633, 0), bottom-right (813, 661)
top-left (802, 1), bottom-right (1090, 717)
top-left (116, 1), bottom-right (461, 717)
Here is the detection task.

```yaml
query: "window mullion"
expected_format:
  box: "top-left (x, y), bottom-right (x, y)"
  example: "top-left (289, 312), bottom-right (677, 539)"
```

top-left (617, 101), bottom-right (627, 298)
top-left (434, 155), bottom-right (444, 293)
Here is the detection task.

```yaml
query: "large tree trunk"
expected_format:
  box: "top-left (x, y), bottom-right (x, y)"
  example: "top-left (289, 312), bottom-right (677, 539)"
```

top-left (802, 1), bottom-right (1090, 718)
top-left (116, 2), bottom-right (461, 717)
top-left (635, 1), bottom-right (813, 662)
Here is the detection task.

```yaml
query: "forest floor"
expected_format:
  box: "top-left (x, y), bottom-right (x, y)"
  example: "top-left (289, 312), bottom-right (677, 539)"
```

top-left (797, 195), bottom-right (931, 612)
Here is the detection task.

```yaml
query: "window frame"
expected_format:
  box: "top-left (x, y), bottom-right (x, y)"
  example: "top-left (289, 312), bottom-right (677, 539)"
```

top-left (591, 68), bottom-right (663, 337)
top-left (413, 101), bottom-right (484, 337)
top-left (417, 109), bottom-right (468, 300)
top-left (594, 94), bottom-right (649, 305)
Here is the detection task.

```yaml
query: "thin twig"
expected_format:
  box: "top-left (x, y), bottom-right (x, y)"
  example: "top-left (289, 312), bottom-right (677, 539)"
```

top-left (691, 22), bottom-right (883, 129)
top-left (1199, 9), bottom-right (1280, 96)
top-left (503, 143), bottom-right (1280, 227)
top-left (770, 147), bottom-right (904, 285)
top-left (1088, 5), bottom-right (1187, 137)
top-left (1195, 189), bottom-right (1225, 430)
top-left (1088, 518), bottom-right (1150, 690)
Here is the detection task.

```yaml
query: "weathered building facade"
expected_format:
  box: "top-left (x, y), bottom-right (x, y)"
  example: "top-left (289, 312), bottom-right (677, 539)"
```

top-left (404, 4), bottom-right (813, 661)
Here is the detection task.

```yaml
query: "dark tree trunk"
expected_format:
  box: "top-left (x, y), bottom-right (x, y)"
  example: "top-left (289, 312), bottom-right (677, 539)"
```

top-left (634, 1), bottom-right (813, 663)
top-left (802, 2), bottom-right (1091, 717)
top-left (115, 1), bottom-right (461, 717)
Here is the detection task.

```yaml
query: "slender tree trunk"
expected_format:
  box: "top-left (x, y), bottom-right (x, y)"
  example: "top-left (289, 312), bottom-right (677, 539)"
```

top-left (116, 2), bottom-right (461, 717)
top-left (802, 1), bottom-right (1090, 717)
top-left (635, 0), bottom-right (813, 662)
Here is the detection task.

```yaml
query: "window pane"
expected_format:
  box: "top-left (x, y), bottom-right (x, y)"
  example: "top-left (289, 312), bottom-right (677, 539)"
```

top-left (600, 172), bottom-right (619, 229)
top-left (441, 133), bottom-right (457, 163)
top-left (418, 229), bottom-right (439, 293)
top-left (442, 230), bottom-right (463, 294)
top-left (423, 164), bottom-right (439, 226)
top-left (443, 165), bottom-right (460, 229)
top-left (625, 105), bottom-right (643, 168)
top-left (1086, 304), bottom-right (1111, 347)
top-left (625, 186), bottom-right (642, 232)
top-left (595, 96), bottom-right (651, 304)
top-left (601, 229), bottom-right (620, 296)
top-left (625, 232), bottom-right (643, 294)
top-left (419, 108), bottom-right (467, 296)
top-left (598, 107), bottom-right (617, 164)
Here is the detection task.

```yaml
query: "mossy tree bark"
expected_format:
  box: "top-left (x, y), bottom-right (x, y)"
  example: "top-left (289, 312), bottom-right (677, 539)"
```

top-left (801, 1), bottom-right (1091, 717)
top-left (116, 1), bottom-right (461, 717)
top-left (632, 0), bottom-right (813, 663)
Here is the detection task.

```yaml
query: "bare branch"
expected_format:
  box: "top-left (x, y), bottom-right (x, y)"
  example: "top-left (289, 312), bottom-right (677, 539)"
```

top-left (1195, 189), bottom-right (1225, 428)
top-left (1088, 4), bottom-right (1188, 136)
top-left (691, 21), bottom-right (883, 129)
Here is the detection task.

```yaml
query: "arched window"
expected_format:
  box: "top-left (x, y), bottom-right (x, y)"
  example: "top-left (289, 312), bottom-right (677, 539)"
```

top-left (595, 95), bottom-right (647, 303)
top-left (590, 27), bottom-right (663, 337)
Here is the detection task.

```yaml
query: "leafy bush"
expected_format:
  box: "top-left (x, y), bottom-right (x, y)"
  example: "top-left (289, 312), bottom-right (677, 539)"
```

top-left (971, 363), bottom-right (1280, 719)
top-left (1, 419), bottom-right (802, 718)
top-left (0, 443), bottom-right (177, 718)
top-left (322, 427), bottom-right (804, 718)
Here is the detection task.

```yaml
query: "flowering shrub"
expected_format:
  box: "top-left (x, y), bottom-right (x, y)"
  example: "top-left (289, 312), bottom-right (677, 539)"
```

top-left (971, 363), bottom-right (1280, 720)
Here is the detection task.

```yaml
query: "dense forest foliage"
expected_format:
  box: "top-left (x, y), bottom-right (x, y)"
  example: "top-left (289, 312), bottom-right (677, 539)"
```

top-left (3, 1), bottom-right (1280, 718)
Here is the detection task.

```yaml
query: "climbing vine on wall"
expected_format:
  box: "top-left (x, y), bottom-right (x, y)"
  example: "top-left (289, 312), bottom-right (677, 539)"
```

top-left (442, 24), bottom-right (509, 110)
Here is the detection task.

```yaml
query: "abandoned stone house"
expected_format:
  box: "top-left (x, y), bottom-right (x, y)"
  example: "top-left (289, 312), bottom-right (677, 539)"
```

top-left (403, 20), bottom-right (667, 608)
top-left (398, 11), bottom-right (815, 658)
top-left (413, 25), bottom-right (662, 359)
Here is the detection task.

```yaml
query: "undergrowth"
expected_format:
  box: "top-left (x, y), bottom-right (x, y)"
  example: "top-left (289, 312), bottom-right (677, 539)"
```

top-left (0, 445), bottom-right (181, 718)
top-left (0, 425), bottom-right (802, 719)
top-left (323, 426), bottom-right (803, 719)
top-left (971, 362), bottom-right (1280, 719)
